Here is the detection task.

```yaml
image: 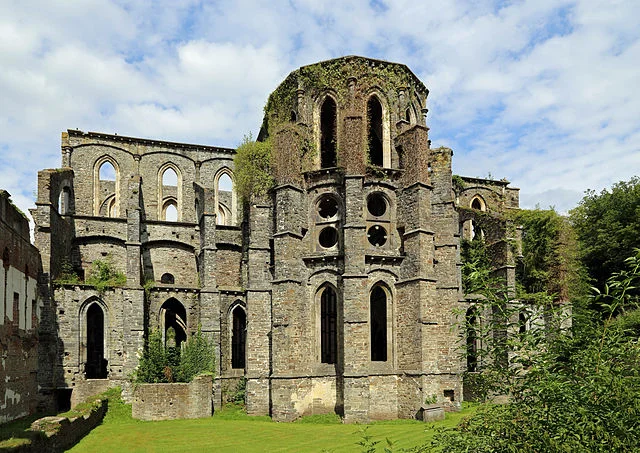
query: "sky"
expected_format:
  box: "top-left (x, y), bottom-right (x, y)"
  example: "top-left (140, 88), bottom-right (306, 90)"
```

top-left (1, 0), bottom-right (639, 227)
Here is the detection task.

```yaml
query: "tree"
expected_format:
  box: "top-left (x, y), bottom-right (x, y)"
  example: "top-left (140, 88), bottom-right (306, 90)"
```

top-left (423, 250), bottom-right (640, 453)
top-left (570, 176), bottom-right (640, 290)
top-left (233, 134), bottom-right (273, 201)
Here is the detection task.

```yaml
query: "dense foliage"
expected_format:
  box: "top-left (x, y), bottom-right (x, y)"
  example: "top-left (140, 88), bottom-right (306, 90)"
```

top-left (55, 256), bottom-right (126, 293)
top-left (134, 327), bottom-right (215, 384)
top-left (570, 176), bottom-right (640, 289)
top-left (233, 134), bottom-right (273, 201)
top-left (427, 250), bottom-right (640, 452)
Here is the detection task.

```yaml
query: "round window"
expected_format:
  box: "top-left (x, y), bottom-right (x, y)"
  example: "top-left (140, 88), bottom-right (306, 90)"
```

top-left (318, 196), bottom-right (339, 219)
top-left (367, 193), bottom-right (387, 217)
top-left (319, 226), bottom-right (339, 248)
top-left (367, 225), bottom-right (387, 247)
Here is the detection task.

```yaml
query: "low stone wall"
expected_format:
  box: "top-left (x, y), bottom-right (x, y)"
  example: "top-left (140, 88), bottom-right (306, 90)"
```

top-left (132, 374), bottom-right (212, 421)
top-left (70, 379), bottom-right (112, 409)
top-left (0, 398), bottom-right (107, 453)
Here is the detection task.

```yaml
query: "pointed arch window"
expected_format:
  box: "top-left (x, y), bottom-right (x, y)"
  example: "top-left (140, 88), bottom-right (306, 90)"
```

top-left (320, 96), bottom-right (337, 168)
top-left (231, 305), bottom-right (246, 369)
top-left (320, 286), bottom-right (338, 364)
top-left (160, 298), bottom-right (187, 348)
top-left (86, 303), bottom-right (107, 378)
top-left (158, 164), bottom-right (181, 221)
top-left (370, 285), bottom-right (388, 362)
top-left (367, 96), bottom-right (384, 167)
top-left (94, 157), bottom-right (119, 216)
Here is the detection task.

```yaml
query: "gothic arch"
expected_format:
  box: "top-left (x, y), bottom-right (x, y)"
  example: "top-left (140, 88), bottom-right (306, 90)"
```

top-left (158, 163), bottom-right (182, 221)
top-left (369, 281), bottom-right (393, 362)
top-left (93, 155), bottom-right (120, 216)
top-left (229, 301), bottom-right (247, 369)
top-left (214, 168), bottom-right (237, 226)
top-left (366, 92), bottom-right (391, 168)
top-left (315, 283), bottom-right (339, 365)
top-left (159, 298), bottom-right (187, 348)
top-left (470, 195), bottom-right (486, 212)
top-left (79, 298), bottom-right (109, 379)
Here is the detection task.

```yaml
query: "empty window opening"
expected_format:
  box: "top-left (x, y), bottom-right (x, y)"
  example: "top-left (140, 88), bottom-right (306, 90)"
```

top-left (217, 173), bottom-right (234, 226)
top-left (320, 286), bottom-right (338, 364)
top-left (444, 389), bottom-right (455, 402)
top-left (466, 308), bottom-right (478, 372)
top-left (471, 196), bottom-right (486, 211)
top-left (320, 97), bottom-right (337, 168)
top-left (163, 200), bottom-right (178, 222)
top-left (162, 168), bottom-right (178, 186)
top-left (161, 298), bottom-right (187, 348)
top-left (290, 110), bottom-right (297, 123)
top-left (367, 96), bottom-right (384, 166)
top-left (231, 306), bottom-right (246, 369)
top-left (160, 273), bottom-right (175, 284)
top-left (318, 196), bottom-right (339, 219)
top-left (319, 226), bottom-right (338, 248)
top-left (470, 220), bottom-right (483, 241)
top-left (195, 199), bottom-right (201, 221)
top-left (99, 161), bottom-right (116, 181)
top-left (367, 225), bottom-right (387, 247)
top-left (370, 286), bottom-right (388, 361)
top-left (519, 312), bottom-right (527, 335)
top-left (59, 187), bottom-right (70, 215)
top-left (405, 107), bottom-right (411, 123)
top-left (86, 303), bottom-right (107, 379)
top-left (367, 193), bottom-right (387, 217)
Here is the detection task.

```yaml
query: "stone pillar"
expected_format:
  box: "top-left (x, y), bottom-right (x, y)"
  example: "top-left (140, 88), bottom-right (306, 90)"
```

top-left (341, 174), bottom-right (370, 423)
top-left (245, 200), bottom-right (273, 416)
top-left (125, 176), bottom-right (142, 287)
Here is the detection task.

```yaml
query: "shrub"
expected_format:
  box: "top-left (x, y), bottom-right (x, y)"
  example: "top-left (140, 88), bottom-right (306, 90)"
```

top-left (85, 256), bottom-right (126, 293)
top-left (234, 134), bottom-right (273, 201)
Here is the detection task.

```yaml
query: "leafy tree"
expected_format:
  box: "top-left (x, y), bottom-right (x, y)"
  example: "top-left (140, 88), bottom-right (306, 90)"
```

top-left (424, 250), bottom-right (640, 453)
top-left (570, 176), bottom-right (640, 290)
top-left (234, 134), bottom-right (273, 201)
top-left (178, 327), bottom-right (215, 382)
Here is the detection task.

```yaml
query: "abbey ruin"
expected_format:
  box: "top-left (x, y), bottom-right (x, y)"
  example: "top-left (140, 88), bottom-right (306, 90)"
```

top-left (1, 56), bottom-right (521, 423)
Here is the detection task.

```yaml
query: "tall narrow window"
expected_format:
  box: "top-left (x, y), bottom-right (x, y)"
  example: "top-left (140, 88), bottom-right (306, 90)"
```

top-left (217, 173), bottom-right (233, 226)
top-left (96, 158), bottom-right (118, 217)
top-left (320, 97), bottom-right (337, 168)
top-left (367, 96), bottom-right (383, 167)
top-left (161, 298), bottom-right (187, 348)
top-left (86, 303), bottom-right (107, 379)
top-left (162, 168), bottom-right (178, 186)
top-left (370, 285), bottom-right (387, 361)
top-left (466, 307), bottom-right (478, 372)
top-left (320, 286), bottom-right (337, 364)
top-left (59, 186), bottom-right (70, 215)
top-left (231, 306), bottom-right (246, 369)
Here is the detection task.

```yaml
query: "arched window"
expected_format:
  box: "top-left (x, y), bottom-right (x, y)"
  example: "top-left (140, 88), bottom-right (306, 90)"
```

top-left (320, 286), bottom-right (338, 364)
top-left (519, 311), bottom-right (527, 335)
top-left (58, 186), bottom-right (71, 215)
top-left (94, 157), bottom-right (119, 216)
top-left (99, 161), bottom-right (116, 181)
top-left (162, 168), bottom-right (178, 186)
top-left (160, 298), bottom-right (187, 348)
top-left (216, 170), bottom-right (236, 226)
top-left (367, 96), bottom-right (384, 167)
top-left (231, 305), bottom-right (246, 369)
top-left (470, 196), bottom-right (486, 212)
top-left (466, 307), bottom-right (478, 372)
top-left (86, 303), bottom-right (107, 378)
top-left (320, 96), bottom-right (337, 168)
top-left (370, 285), bottom-right (388, 362)
top-left (160, 273), bottom-right (175, 284)
top-left (158, 164), bottom-right (181, 221)
top-left (163, 200), bottom-right (178, 222)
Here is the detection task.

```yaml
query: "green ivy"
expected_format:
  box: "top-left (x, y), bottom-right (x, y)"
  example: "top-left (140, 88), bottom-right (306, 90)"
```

top-left (233, 134), bottom-right (274, 201)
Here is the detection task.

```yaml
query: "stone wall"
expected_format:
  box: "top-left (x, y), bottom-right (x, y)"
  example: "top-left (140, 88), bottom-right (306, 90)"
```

top-left (132, 374), bottom-right (212, 421)
top-left (0, 191), bottom-right (43, 423)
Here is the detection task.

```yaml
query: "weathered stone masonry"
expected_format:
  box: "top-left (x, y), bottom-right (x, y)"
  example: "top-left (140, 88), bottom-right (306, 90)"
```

top-left (19, 55), bottom-right (520, 423)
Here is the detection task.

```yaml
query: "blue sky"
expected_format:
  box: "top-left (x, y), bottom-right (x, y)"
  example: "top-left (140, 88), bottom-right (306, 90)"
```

top-left (1, 0), bottom-right (639, 224)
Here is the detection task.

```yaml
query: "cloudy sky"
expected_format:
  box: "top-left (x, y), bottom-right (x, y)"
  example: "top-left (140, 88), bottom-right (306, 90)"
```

top-left (1, 0), bottom-right (639, 225)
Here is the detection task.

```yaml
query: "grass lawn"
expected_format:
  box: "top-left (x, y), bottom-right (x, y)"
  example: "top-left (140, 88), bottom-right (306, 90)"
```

top-left (67, 399), bottom-right (475, 453)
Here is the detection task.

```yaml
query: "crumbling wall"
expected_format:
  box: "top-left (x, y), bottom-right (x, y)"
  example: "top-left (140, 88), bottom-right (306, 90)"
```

top-left (132, 374), bottom-right (212, 421)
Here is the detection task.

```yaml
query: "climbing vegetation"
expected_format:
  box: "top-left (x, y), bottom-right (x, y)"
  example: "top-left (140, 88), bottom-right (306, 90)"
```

top-left (233, 134), bottom-right (273, 201)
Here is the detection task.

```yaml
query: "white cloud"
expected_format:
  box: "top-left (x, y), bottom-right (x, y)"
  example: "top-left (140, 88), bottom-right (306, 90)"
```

top-left (0, 0), bottom-right (639, 231)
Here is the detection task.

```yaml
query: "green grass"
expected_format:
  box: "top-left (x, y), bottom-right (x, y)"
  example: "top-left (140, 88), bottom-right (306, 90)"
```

top-left (67, 399), bottom-right (476, 453)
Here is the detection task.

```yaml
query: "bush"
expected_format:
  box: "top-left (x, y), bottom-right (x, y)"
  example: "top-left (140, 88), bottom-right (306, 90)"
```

top-left (85, 256), bottom-right (127, 293)
top-left (234, 134), bottom-right (273, 201)
top-left (133, 327), bottom-right (215, 384)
